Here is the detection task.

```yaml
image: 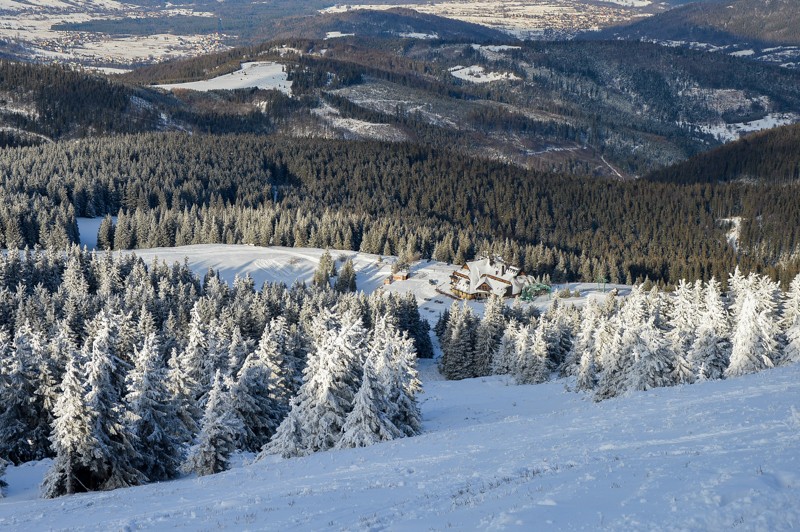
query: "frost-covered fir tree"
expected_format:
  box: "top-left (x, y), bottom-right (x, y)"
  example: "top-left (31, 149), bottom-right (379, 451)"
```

top-left (182, 371), bottom-right (243, 477)
top-left (262, 309), bottom-right (366, 457)
top-left (42, 316), bottom-right (146, 497)
top-left (515, 324), bottom-right (550, 385)
top-left (0, 326), bottom-right (44, 464)
top-left (336, 358), bottom-right (402, 449)
top-left (440, 302), bottom-right (479, 380)
top-left (491, 319), bottom-right (521, 376)
top-left (474, 296), bottom-right (506, 377)
top-left (369, 317), bottom-right (422, 437)
top-left (567, 300), bottom-right (601, 382)
top-left (668, 279), bottom-right (700, 356)
top-left (125, 333), bottom-right (181, 483)
top-left (726, 284), bottom-right (778, 378)
top-left (333, 259), bottom-right (357, 293)
top-left (626, 317), bottom-right (675, 392)
top-left (595, 285), bottom-right (647, 400)
top-left (166, 347), bottom-right (201, 444)
top-left (783, 274), bottom-right (800, 364)
top-left (687, 278), bottom-right (730, 380)
top-left (232, 348), bottom-right (284, 453)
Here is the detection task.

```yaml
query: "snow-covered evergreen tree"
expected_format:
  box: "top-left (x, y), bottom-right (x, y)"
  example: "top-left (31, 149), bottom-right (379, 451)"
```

top-left (336, 358), bottom-right (402, 449)
top-left (626, 317), bottom-right (675, 392)
top-left (232, 348), bottom-right (283, 453)
top-left (125, 333), bottom-right (181, 483)
top-left (370, 317), bottom-right (422, 437)
top-left (668, 279), bottom-right (700, 356)
top-left (515, 324), bottom-right (550, 385)
top-left (726, 285), bottom-right (778, 378)
top-left (491, 319), bottom-right (521, 376)
top-left (474, 295), bottom-right (506, 377)
top-left (182, 371), bottom-right (243, 477)
top-left (783, 274), bottom-right (800, 363)
top-left (262, 308), bottom-right (366, 457)
top-left (440, 302), bottom-right (479, 380)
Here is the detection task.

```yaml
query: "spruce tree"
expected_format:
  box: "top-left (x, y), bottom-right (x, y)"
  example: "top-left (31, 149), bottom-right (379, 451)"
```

top-left (474, 296), bottom-right (506, 377)
top-left (781, 274), bottom-right (800, 364)
top-left (125, 333), bottom-right (181, 483)
top-left (182, 371), bottom-right (243, 477)
top-left (336, 358), bottom-right (402, 449)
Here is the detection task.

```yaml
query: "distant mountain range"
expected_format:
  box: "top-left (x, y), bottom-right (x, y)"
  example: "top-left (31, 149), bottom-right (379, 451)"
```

top-left (597, 0), bottom-right (800, 46)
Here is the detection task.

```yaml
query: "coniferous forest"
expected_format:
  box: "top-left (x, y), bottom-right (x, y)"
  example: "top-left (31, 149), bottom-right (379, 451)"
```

top-left (0, 246), bottom-right (428, 497)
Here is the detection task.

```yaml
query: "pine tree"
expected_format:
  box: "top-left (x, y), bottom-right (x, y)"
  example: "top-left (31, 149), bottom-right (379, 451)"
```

top-left (474, 295), bottom-right (506, 377)
top-left (231, 350), bottom-right (283, 453)
top-left (125, 333), bottom-right (181, 483)
top-left (336, 358), bottom-right (402, 449)
top-left (440, 303), bottom-right (479, 380)
top-left (370, 317), bottom-right (422, 437)
top-left (41, 350), bottom-right (92, 498)
top-left (182, 371), bottom-right (243, 477)
top-left (313, 250), bottom-right (335, 288)
top-left (726, 289), bottom-right (777, 378)
top-left (626, 317), bottom-right (675, 392)
top-left (262, 309), bottom-right (366, 457)
top-left (333, 259), bottom-right (357, 293)
top-left (491, 320), bottom-right (520, 376)
top-left (0, 325), bottom-right (50, 464)
top-left (781, 274), bottom-right (800, 364)
top-left (515, 324), bottom-right (550, 385)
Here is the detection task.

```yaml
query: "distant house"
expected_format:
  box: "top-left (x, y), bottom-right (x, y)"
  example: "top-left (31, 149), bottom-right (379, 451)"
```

top-left (450, 255), bottom-right (528, 299)
top-left (392, 269), bottom-right (410, 281)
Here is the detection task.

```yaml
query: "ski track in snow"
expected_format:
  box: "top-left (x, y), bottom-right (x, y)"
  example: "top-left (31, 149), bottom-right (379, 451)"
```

top-left (2, 363), bottom-right (799, 530)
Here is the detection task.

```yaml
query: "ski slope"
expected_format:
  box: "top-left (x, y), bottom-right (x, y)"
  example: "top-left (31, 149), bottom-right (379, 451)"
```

top-left (2, 361), bottom-right (799, 530)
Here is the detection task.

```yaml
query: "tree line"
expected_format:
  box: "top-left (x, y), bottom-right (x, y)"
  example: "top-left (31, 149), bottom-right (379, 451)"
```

top-left (437, 270), bottom-right (800, 400)
top-left (1, 133), bottom-right (799, 286)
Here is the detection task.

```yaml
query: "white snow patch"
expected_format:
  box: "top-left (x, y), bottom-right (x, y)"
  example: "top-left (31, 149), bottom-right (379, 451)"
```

top-left (2, 356), bottom-right (799, 530)
top-left (449, 65), bottom-right (519, 83)
top-left (699, 112), bottom-right (800, 142)
top-left (324, 31), bottom-right (355, 39)
top-left (720, 216), bottom-right (742, 252)
top-left (154, 62), bottom-right (292, 95)
top-left (729, 49), bottom-right (755, 57)
top-left (397, 32), bottom-right (438, 39)
top-left (312, 103), bottom-right (407, 142)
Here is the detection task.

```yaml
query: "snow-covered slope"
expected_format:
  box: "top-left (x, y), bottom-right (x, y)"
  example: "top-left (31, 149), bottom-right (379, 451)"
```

top-left (155, 62), bottom-right (292, 95)
top-left (2, 361), bottom-right (799, 530)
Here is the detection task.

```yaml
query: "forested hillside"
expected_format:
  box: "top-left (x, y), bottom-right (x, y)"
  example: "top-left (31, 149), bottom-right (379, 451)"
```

top-left (647, 122), bottom-right (800, 184)
top-left (599, 0), bottom-right (800, 46)
top-left (1, 134), bottom-right (799, 286)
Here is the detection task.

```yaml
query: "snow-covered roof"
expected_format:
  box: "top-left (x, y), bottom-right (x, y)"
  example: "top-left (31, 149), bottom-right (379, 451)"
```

top-left (451, 256), bottom-right (527, 297)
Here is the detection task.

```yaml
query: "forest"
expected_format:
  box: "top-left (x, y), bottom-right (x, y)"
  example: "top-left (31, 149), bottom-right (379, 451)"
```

top-left (437, 270), bottom-right (800, 400)
top-left (0, 133), bottom-right (798, 288)
top-left (0, 246), bottom-right (430, 497)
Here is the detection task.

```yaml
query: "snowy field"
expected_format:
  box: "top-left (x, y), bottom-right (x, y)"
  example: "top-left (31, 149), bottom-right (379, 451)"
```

top-left (449, 65), bottom-right (520, 83)
top-left (2, 360), bottom-right (799, 530)
top-left (699, 112), bottom-right (800, 142)
top-left (155, 62), bottom-right (292, 95)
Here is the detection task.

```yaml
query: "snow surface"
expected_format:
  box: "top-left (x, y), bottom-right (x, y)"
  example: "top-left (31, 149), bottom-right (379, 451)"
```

top-left (2, 360), bottom-right (799, 529)
top-left (155, 62), bottom-right (292, 94)
top-left (324, 31), bottom-right (355, 39)
top-left (699, 112), bottom-right (800, 142)
top-left (449, 65), bottom-right (520, 83)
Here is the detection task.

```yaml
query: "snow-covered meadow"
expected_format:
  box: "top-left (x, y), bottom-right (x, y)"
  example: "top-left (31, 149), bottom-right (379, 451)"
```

top-left (155, 62), bottom-right (292, 95)
top-left (2, 360), bottom-right (799, 530)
